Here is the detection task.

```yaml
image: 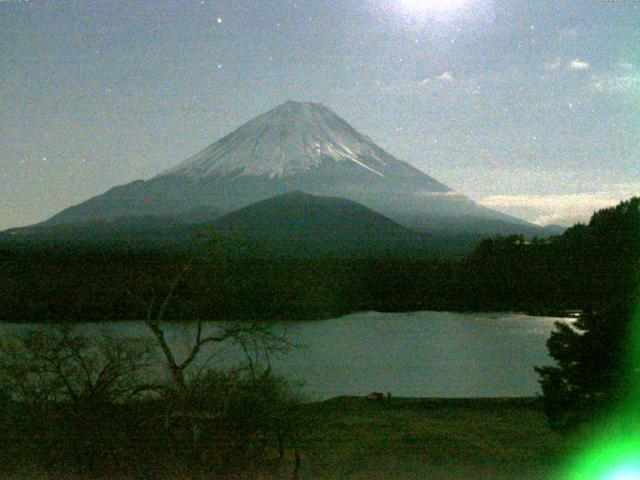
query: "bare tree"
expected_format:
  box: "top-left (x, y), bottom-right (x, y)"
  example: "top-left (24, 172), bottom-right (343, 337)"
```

top-left (124, 240), bottom-right (290, 390)
top-left (123, 239), bottom-right (297, 477)
top-left (0, 324), bottom-right (157, 405)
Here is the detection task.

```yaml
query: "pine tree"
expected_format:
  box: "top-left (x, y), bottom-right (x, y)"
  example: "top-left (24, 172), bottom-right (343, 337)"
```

top-left (536, 301), bottom-right (635, 431)
top-left (536, 197), bottom-right (640, 431)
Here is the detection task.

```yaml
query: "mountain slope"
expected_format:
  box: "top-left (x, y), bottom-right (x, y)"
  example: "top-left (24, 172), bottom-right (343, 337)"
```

top-left (39, 100), bottom-right (539, 236)
top-left (0, 214), bottom-right (196, 246)
top-left (207, 191), bottom-right (432, 257)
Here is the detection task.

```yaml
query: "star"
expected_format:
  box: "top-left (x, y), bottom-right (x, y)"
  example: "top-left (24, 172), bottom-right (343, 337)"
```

top-left (217, 17), bottom-right (222, 24)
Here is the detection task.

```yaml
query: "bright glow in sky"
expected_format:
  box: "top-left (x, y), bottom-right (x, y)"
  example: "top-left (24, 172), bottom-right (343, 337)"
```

top-left (399, 0), bottom-right (468, 14)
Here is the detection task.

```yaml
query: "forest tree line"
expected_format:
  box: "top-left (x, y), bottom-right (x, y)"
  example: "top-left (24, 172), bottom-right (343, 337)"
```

top-left (0, 198), bottom-right (637, 477)
top-left (0, 197), bottom-right (637, 323)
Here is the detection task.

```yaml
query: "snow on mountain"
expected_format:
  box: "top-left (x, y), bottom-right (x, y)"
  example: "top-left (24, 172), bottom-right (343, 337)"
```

top-left (35, 100), bottom-right (541, 236)
top-left (160, 101), bottom-right (448, 189)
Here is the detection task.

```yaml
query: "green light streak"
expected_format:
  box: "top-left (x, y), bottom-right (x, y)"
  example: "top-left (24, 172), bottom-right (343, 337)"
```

top-left (559, 300), bottom-right (640, 480)
top-left (561, 430), bottom-right (640, 480)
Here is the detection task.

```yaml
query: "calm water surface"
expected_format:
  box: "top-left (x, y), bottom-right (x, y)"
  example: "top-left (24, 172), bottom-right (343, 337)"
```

top-left (0, 311), bottom-right (569, 399)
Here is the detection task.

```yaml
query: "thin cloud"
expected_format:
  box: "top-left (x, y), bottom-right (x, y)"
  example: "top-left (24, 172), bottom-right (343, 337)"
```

top-left (545, 57), bottom-right (562, 71)
top-left (558, 28), bottom-right (579, 39)
top-left (569, 59), bottom-right (590, 70)
top-left (437, 71), bottom-right (454, 82)
top-left (590, 62), bottom-right (640, 95)
top-left (480, 188), bottom-right (640, 226)
top-left (619, 61), bottom-right (633, 71)
top-left (591, 74), bottom-right (640, 94)
top-left (417, 190), bottom-right (463, 198)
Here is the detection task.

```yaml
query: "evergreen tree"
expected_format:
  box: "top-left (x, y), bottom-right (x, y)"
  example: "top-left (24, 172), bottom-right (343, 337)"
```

top-left (536, 197), bottom-right (640, 431)
top-left (536, 301), bottom-right (636, 431)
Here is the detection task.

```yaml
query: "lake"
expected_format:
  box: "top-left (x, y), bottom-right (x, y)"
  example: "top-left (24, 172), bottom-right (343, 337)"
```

top-left (0, 311), bottom-right (569, 399)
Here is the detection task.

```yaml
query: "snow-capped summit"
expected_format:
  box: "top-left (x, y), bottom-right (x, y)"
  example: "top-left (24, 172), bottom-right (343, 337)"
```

top-left (39, 100), bottom-right (540, 236)
top-left (161, 101), bottom-right (447, 187)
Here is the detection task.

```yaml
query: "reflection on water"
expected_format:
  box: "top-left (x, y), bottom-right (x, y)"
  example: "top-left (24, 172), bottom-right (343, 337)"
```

top-left (0, 311), bottom-right (569, 399)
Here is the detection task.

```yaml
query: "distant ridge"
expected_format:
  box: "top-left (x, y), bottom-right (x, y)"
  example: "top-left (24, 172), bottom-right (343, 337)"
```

top-left (206, 191), bottom-right (433, 258)
top-left (211, 191), bottom-right (423, 237)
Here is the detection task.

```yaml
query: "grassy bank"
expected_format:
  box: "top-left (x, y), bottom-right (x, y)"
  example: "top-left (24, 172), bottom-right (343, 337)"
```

top-left (1, 396), bottom-right (574, 479)
top-left (298, 396), bottom-right (568, 479)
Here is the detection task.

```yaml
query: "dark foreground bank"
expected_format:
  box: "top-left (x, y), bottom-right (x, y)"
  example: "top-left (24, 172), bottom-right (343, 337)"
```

top-left (0, 396), bottom-right (573, 479)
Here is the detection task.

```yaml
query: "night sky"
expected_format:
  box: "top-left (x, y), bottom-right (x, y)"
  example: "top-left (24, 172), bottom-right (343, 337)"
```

top-left (1, 0), bottom-right (639, 230)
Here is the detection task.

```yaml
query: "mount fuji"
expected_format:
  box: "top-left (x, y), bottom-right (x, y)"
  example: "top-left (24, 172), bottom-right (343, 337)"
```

top-left (40, 101), bottom-right (538, 236)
